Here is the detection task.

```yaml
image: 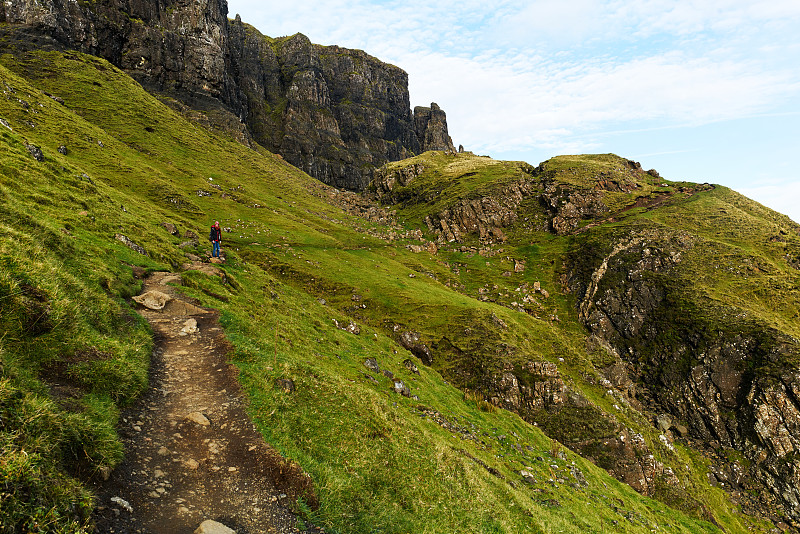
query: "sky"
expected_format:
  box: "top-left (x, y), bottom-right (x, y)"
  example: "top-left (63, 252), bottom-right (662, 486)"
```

top-left (226, 0), bottom-right (800, 223)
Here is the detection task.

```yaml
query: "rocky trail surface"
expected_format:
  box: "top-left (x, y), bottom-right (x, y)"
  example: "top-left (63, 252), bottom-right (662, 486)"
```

top-left (92, 268), bottom-right (320, 534)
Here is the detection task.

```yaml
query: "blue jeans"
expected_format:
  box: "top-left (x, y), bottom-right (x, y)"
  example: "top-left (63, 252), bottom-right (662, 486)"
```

top-left (212, 241), bottom-right (220, 257)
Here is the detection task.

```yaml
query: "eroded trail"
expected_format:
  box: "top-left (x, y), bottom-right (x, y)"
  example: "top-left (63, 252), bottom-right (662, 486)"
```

top-left (92, 270), bottom-right (315, 534)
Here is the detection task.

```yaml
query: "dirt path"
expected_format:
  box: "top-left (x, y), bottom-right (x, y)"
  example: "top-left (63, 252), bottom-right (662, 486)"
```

top-left (92, 269), bottom-right (319, 534)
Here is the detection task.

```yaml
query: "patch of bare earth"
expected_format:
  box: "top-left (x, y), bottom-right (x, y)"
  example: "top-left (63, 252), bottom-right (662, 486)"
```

top-left (92, 270), bottom-right (320, 534)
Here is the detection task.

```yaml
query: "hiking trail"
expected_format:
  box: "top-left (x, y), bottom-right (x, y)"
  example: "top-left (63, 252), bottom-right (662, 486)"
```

top-left (92, 268), bottom-right (320, 534)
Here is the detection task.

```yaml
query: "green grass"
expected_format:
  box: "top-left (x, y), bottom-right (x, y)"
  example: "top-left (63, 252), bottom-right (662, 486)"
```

top-left (0, 47), bottom-right (791, 534)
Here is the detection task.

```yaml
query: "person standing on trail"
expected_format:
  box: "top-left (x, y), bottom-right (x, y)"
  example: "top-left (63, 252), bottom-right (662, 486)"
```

top-left (209, 220), bottom-right (222, 258)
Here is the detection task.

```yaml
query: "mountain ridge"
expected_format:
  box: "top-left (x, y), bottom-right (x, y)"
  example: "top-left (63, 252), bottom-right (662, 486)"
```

top-left (0, 0), bottom-right (455, 190)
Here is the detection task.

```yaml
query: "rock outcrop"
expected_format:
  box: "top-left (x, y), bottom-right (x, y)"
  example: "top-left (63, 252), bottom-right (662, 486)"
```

top-left (423, 179), bottom-right (536, 244)
top-left (567, 227), bottom-right (800, 524)
top-left (414, 103), bottom-right (455, 153)
top-left (372, 163), bottom-right (539, 245)
top-left (0, 0), bottom-right (453, 190)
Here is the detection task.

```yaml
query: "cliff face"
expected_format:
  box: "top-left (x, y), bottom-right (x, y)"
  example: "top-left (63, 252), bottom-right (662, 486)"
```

top-left (414, 103), bottom-right (455, 153)
top-left (565, 217), bottom-right (800, 524)
top-left (0, 0), bottom-right (452, 190)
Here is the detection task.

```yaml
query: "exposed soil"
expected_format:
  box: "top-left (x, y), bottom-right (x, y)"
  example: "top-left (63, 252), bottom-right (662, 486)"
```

top-left (570, 185), bottom-right (715, 236)
top-left (91, 269), bottom-right (321, 534)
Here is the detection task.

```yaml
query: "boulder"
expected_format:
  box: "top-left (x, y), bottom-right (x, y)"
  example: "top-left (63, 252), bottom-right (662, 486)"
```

top-left (132, 290), bottom-right (171, 310)
top-left (398, 331), bottom-right (432, 365)
top-left (26, 144), bottom-right (44, 161)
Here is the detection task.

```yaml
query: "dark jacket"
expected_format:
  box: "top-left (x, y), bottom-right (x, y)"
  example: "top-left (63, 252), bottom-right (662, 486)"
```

top-left (209, 226), bottom-right (221, 242)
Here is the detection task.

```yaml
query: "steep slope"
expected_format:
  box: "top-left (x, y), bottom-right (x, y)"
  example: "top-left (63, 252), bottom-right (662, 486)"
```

top-left (368, 151), bottom-right (800, 530)
top-left (0, 0), bottom-right (454, 190)
top-left (0, 49), bottom-right (753, 533)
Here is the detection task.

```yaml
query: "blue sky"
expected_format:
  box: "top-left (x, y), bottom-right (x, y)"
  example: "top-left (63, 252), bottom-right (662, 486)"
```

top-left (227, 0), bottom-right (800, 223)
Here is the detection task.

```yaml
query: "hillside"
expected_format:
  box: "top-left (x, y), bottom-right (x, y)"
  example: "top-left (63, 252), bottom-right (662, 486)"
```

top-left (0, 47), bottom-right (798, 534)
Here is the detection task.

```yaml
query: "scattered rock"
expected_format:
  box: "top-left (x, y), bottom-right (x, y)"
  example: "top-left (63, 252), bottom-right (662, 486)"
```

top-left (45, 92), bottom-right (65, 104)
top-left (333, 318), bottom-right (360, 335)
top-left (115, 234), bottom-right (148, 256)
top-left (110, 497), bottom-right (133, 513)
top-left (57, 145), bottom-right (68, 155)
top-left (491, 313), bottom-right (508, 329)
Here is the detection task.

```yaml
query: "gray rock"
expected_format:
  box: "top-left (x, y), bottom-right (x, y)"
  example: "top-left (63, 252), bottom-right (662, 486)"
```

top-left (26, 144), bottom-right (44, 161)
top-left (392, 379), bottom-right (411, 397)
top-left (115, 234), bottom-right (148, 256)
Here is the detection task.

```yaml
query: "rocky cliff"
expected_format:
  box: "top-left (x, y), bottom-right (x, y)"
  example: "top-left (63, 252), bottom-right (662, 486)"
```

top-left (566, 225), bottom-right (800, 524)
top-left (0, 0), bottom-right (453, 190)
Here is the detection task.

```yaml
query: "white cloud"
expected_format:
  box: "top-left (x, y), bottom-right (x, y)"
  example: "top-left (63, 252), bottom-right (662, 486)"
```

top-left (737, 182), bottom-right (800, 224)
top-left (400, 47), bottom-right (795, 155)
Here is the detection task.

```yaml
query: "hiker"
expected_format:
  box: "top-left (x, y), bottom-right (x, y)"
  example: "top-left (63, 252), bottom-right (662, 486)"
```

top-left (209, 220), bottom-right (222, 258)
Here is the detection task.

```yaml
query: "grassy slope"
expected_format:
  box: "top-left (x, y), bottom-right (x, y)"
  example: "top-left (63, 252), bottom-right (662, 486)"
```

top-left (0, 49), bottom-right (776, 533)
